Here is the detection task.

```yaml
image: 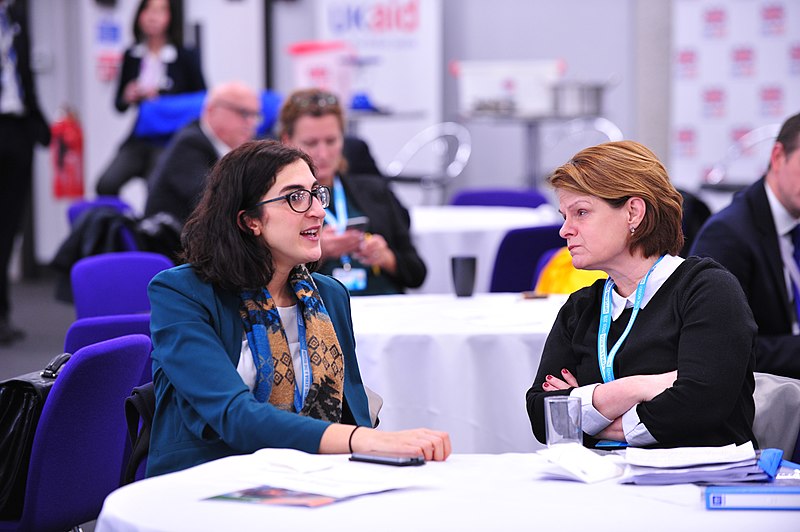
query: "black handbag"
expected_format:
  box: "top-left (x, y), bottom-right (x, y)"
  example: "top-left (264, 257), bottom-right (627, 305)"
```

top-left (0, 353), bottom-right (71, 519)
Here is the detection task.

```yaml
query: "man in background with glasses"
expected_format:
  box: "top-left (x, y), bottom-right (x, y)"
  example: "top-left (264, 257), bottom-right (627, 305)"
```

top-left (143, 80), bottom-right (261, 255)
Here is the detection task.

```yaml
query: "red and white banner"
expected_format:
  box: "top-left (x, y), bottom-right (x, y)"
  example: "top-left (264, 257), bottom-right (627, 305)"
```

top-left (670, 0), bottom-right (800, 191)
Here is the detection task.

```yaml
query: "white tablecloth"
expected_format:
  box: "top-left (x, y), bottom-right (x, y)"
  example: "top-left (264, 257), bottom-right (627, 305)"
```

top-left (408, 205), bottom-right (561, 294)
top-left (350, 293), bottom-right (567, 454)
top-left (96, 451), bottom-right (797, 532)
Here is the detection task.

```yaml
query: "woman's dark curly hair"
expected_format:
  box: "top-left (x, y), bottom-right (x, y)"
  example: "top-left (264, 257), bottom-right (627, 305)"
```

top-left (179, 139), bottom-right (317, 292)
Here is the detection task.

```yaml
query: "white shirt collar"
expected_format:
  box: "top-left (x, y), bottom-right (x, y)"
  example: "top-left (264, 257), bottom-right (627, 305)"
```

top-left (130, 43), bottom-right (178, 63)
top-left (610, 254), bottom-right (684, 320)
top-left (199, 118), bottom-right (231, 157)
top-left (764, 179), bottom-right (799, 237)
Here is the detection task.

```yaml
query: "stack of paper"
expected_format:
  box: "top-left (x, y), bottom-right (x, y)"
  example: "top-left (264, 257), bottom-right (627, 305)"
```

top-left (620, 442), bottom-right (782, 485)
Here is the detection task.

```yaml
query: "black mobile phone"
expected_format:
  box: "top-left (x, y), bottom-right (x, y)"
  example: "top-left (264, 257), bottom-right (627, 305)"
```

top-left (345, 216), bottom-right (370, 232)
top-left (349, 452), bottom-right (425, 467)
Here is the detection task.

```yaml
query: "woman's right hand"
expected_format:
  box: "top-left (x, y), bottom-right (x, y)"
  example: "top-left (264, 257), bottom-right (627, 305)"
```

top-left (352, 427), bottom-right (452, 462)
top-left (319, 226), bottom-right (365, 261)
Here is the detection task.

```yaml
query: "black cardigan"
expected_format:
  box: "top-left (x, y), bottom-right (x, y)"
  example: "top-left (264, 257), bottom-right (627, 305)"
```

top-left (527, 256), bottom-right (757, 449)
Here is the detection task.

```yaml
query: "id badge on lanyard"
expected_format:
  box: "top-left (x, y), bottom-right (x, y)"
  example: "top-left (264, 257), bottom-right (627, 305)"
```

top-left (325, 177), bottom-right (367, 290)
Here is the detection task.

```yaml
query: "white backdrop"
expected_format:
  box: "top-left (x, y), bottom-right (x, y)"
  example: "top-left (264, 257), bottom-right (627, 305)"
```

top-left (670, 0), bottom-right (800, 193)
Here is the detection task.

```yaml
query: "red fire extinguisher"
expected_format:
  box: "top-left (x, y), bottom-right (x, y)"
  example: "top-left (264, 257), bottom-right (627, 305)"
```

top-left (51, 106), bottom-right (84, 199)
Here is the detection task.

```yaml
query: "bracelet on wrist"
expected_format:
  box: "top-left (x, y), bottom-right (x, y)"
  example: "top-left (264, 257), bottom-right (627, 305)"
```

top-left (348, 425), bottom-right (362, 454)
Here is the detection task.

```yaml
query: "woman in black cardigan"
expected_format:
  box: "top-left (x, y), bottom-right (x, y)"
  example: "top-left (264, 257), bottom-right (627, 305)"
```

top-left (526, 141), bottom-right (757, 449)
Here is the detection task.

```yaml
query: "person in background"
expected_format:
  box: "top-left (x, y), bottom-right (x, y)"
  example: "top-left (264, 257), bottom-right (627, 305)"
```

top-left (95, 0), bottom-right (205, 196)
top-left (691, 112), bottom-right (800, 380)
top-left (0, 0), bottom-right (49, 344)
top-left (526, 141), bottom-right (757, 449)
top-left (146, 140), bottom-right (450, 476)
top-left (278, 88), bottom-right (426, 295)
top-left (144, 80), bottom-right (261, 230)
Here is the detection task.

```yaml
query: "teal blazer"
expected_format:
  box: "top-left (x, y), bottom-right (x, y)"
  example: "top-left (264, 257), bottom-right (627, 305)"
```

top-left (146, 264), bottom-right (371, 477)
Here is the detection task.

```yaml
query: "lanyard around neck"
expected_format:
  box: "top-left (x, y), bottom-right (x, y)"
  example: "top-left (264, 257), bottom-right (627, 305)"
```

top-left (293, 306), bottom-right (311, 413)
top-left (324, 177), bottom-right (348, 234)
top-left (597, 255), bottom-right (664, 383)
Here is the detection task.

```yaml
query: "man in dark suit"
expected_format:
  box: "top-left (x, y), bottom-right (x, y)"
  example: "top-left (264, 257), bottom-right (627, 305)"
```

top-left (691, 112), bottom-right (800, 379)
top-left (144, 81), bottom-right (260, 228)
top-left (0, 0), bottom-right (49, 344)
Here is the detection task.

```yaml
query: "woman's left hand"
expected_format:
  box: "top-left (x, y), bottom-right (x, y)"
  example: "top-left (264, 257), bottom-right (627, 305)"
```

top-left (354, 233), bottom-right (397, 274)
top-left (542, 368), bottom-right (579, 391)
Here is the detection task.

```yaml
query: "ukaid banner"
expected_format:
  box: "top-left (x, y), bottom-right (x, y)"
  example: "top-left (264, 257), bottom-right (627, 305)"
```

top-left (310, 0), bottom-right (443, 205)
top-left (670, 0), bottom-right (800, 193)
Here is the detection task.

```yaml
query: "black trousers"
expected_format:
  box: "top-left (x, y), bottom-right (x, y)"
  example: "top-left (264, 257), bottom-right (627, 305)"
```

top-left (0, 116), bottom-right (35, 319)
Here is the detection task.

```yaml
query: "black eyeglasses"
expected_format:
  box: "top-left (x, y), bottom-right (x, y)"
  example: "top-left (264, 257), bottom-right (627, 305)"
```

top-left (290, 92), bottom-right (339, 110)
top-left (252, 186), bottom-right (331, 213)
top-left (215, 100), bottom-right (263, 123)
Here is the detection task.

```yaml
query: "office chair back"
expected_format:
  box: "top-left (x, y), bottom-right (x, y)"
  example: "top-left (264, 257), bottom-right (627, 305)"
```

top-left (384, 122), bottom-right (472, 204)
top-left (489, 224), bottom-right (565, 293)
top-left (67, 197), bottom-right (138, 251)
top-left (450, 188), bottom-right (549, 209)
top-left (64, 313), bottom-right (153, 383)
top-left (0, 335), bottom-right (151, 532)
top-left (71, 251), bottom-right (173, 319)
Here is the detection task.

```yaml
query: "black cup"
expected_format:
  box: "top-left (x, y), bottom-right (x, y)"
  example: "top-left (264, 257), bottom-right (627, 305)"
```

top-left (451, 256), bottom-right (477, 297)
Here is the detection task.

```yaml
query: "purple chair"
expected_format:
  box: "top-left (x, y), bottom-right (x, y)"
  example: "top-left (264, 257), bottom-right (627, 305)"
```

top-left (0, 335), bottom-right (151, 532)
top-left (64, 313), bottom-right (153, 383)
top-left (70, 251), bottom-right (173, 319)
top-left (67, 196), bottom-right (138, 251)
top-left (450, 188), bottom-right (549, 209)
top-left (489, 224), bottom-right (565, 293)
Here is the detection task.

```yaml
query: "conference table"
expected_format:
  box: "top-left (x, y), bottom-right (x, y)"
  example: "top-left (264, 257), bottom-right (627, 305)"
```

top-left (408, 205), bottom-right (562, 294)
top-left (349, 292), bottom-right (567, 454)
top-left (95, 450), bottom-right (796, 532)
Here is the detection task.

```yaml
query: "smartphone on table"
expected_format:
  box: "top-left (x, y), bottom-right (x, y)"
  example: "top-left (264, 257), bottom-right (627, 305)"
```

top-left (349, 452), bottom-right (425, 467)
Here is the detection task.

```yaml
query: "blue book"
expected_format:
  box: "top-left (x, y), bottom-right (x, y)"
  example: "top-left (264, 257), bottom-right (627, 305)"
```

top-left (705, 484), bottom-right (800, 510)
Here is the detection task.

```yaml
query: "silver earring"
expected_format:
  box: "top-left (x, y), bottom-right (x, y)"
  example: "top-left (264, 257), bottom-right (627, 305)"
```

top-left (630, 226), bottom-right (636, 234)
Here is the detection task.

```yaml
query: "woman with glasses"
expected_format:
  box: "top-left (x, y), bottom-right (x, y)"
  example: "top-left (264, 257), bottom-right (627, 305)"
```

top-left (146, 140), bottom-right (450, 477)
top-left (278, 88), bottom-right (426, 295)
top-left (96, 0), bottom-right (206, 196)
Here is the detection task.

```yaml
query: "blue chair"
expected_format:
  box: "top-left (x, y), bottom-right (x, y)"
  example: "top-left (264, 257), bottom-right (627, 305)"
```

top-left (64, 313), bottom-right (153, 383)
top-left (67, 196), bottom-right (133, 226)
top-left (135, 89), bottom-right (283, 138)
top-left (450, 188), bottom-right (549, 209)
top-left (67, 196), bottom-right (138, 252)
top-left (489, 224), bottom-right (565, 293)
top-left (0, 335), bottom-right (152, 532)
top-left (70, 251), bottom-right (173, 319)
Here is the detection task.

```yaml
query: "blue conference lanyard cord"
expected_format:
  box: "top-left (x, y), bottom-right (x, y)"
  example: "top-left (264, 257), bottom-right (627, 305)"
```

top-left (293, 307), bottom-right (312, 413)
top-left (324, 177), bottom-right (352, 270)
top-left (597, 255), bottom-right (665, 383)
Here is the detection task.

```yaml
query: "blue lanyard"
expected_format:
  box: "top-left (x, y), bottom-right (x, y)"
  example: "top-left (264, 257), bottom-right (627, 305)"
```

top-left (597, 255), bottom-right (664, 383)
top-left (293, 307), bottom-right (312, 413)
top-left (323, 177), bottom-right (353, 269)
top-left (324, 177), bottom-right (348, 234)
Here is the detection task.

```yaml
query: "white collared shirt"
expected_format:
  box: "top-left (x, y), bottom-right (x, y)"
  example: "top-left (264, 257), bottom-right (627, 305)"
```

top-left (765, 180), bottom-right (800, 334)
top-left (570, 254), bottom-right (684, 446)
top-left (237, 305), bottom-right (301, 392)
